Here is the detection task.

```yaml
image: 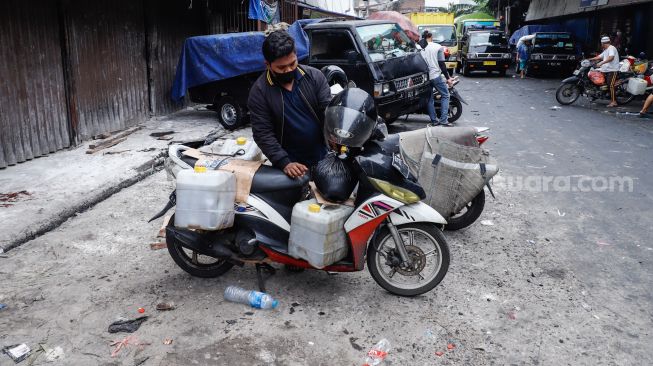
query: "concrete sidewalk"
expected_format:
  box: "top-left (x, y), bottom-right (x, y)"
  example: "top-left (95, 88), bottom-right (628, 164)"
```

top-left (0, 108), bottom-right (251, 252)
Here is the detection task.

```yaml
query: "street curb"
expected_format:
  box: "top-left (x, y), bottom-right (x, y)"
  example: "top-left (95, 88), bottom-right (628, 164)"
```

top-left (1, 150), bottom-right (167, 253)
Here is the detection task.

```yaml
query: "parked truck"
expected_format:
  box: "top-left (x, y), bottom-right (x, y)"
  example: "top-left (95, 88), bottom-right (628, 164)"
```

top-left (172, 19), bottom-right (431, 128)
top-left (453, 13), bottom-right (502, 74)
top-left (407, 12), bottom-right (454, 27)
top-left (454, 13), bottom-right (499, 39)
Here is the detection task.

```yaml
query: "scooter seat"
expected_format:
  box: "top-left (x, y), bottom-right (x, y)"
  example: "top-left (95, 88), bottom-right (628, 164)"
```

top-left (428, 126), bottom-right (479, 147)
top-left (251, 165), bottom-right (309, 193)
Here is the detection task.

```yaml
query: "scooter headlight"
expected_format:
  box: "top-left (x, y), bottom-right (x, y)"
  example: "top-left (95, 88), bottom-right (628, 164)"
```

top-left (368, 177), bottom-right (421, 204)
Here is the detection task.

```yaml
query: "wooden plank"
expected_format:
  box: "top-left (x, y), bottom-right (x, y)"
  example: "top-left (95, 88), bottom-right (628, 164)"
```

top-left (88, 125), bottom-right (142, 149)
top-left (85, 136), bottom-right (127, 154)
top-left (149, 130), bottom-right (174, 137)
top-left (92, 132), bottom-right (112, 140)
top-left (150, 242), bottom-right (167, 250)
top-left (102, 149), bottom-right (131, 155)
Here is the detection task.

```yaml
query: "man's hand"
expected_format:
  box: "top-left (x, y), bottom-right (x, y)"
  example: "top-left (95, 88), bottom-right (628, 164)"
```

top-left (283, 162), bottom-right (308, 178)
top-left (446, 78), bottom-right (454, 87)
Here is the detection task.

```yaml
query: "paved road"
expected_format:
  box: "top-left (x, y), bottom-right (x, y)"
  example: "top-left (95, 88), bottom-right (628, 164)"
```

top-left (393, 72), bottom-right (653, 361)
top-left (1, 72), bottom-right (651, 365)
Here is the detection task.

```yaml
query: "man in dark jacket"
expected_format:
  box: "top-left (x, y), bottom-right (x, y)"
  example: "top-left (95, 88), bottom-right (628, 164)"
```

top-left (248, 30), bottom-right (331, 178)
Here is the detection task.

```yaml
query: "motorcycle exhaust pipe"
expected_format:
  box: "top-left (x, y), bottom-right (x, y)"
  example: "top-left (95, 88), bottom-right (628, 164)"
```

top-left (166, 225), bottom-right (244, 266)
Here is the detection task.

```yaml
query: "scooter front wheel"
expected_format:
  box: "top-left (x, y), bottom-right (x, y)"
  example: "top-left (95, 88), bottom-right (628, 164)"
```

top-left (556, 84), bottom-right (581, 105)
top-left (367, 223), bottom-right (450, 296)
top-left (166, 215), bottom-right (234, 278)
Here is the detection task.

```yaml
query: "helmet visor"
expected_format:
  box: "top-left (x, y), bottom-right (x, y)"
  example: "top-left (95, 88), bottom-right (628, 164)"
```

top-left (324, 106), bottom-right (377, 148)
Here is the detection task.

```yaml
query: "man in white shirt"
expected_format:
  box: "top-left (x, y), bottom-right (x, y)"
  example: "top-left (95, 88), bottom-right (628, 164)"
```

top-left (591, 36), bottom-right (621, 107)
top-left (421, 31), bottom-right (455, 126)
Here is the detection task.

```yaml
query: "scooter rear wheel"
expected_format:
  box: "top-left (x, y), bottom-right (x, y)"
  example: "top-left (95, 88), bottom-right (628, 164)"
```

top-left (445, 190), bottom-right (485, 231)
top-left (166, 215), bottom-right (234, 278)
top-left (615, 84), bottom-right (634, 105)
top-left (367, 223), bottom-right (450, 296)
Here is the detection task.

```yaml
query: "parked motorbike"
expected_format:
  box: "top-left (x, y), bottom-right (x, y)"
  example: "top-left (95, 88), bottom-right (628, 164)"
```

top-left (556, 59), bottom-right (635, 106)
top-left (431, 76), bottom-right (466, 123)
top-left (404, 76), bottom-right (466, 124)
top-left (328, 67), bottom-right (466, 124)
top-left (394, 126), bottom-right (493, 230)
top-left (439, 127), bottom-right (492, 231)
top-left (151, 88), bottom-right (450, 297)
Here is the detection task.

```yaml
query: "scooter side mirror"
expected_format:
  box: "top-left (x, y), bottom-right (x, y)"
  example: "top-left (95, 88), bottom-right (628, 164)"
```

top-left (371, 118), bottom-right (388, 140)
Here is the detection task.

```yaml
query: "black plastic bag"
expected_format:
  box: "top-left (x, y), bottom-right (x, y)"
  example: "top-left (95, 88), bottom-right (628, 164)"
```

top-left (313, 152), bottom-right (358, 203)
top-left (108, 316), bottom-right (149, 333)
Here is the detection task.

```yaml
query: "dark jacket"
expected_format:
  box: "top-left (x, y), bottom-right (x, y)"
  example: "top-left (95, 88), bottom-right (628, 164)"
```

top-left (248, 65), bottom-right (331, 169)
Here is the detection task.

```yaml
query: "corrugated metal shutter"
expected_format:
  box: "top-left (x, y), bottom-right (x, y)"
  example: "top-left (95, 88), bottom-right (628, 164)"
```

top-left (62, 0), bottom-right (149, 140)
top-left (0, 0), bottom-right (70, 168)
top-left (146, 0), bottom-right (205, 115)
top-left (281, 0), bottom-right (298, 24)
top-left (209, 0), bottom-right (259, 34)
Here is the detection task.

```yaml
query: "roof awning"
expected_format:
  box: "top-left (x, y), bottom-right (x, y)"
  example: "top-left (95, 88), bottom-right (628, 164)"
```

top-left (526, 0), bottom-right (653, 22)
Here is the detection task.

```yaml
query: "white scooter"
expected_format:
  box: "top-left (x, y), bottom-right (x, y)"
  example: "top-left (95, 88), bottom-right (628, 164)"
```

top-left (153, 88), bottom-right (450, 296)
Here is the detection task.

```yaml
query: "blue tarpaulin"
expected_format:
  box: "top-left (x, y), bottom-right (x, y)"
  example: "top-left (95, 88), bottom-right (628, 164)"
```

top-left (171, 20), bottom-right (318, 102)
top-left (509, 25), bottom-right (563, 46)
top-left (249, 0), bottom-right (280, 24)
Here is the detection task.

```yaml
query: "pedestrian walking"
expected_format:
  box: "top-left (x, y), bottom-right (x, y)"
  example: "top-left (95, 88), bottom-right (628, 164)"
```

top-left (421, 31), bottom-right (455, 126)
top-left (517, 40), bottom-right (531, 79)
top-left (639, 93), bottom-right (653, 118)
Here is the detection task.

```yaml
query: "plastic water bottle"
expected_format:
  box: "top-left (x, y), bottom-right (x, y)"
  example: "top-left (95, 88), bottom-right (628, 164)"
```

top-left (224, 286), bottom-right (278, 309)
top-left (363, 338), bottom-right (391, 366)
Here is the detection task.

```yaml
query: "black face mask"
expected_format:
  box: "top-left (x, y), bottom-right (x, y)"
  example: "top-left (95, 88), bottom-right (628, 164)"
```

top-left (272, 69), bottom-right (296, 85)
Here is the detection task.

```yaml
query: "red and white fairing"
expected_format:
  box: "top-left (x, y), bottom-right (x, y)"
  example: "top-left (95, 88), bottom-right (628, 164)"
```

top-left (344, 194), bottom-right (447, 269)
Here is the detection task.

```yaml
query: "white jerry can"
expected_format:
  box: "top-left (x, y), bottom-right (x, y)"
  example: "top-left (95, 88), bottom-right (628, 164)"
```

top-left (218, 137), bottom-right (262, 161)
top-left (627, 77), bottom-right (648, 96)
top-left (288, 199), bottom-right (354, 269)
top-left (175, 166), bottom-right (236, 230)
